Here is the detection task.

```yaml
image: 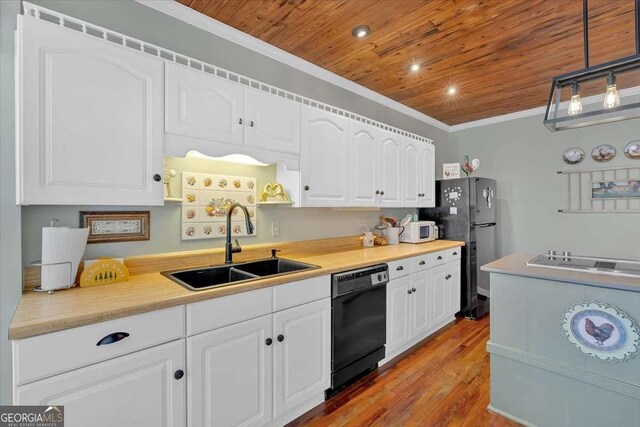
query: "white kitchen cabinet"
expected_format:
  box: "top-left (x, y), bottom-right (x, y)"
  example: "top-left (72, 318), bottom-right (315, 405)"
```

top-left (386, 276), bottom-right (411, 355)
top-left (348, 121), bottom-right (379, 206)
top-left (410, 270), bottom-right (432, 338)
top-left (446, 260), bottom-right (461, 315)
top-left (431, 265), bottom-right (449, 326)
top-left (17, 16), bottom-right (164, 205)
top-left (402, 138), bottom-right (420, 207)
top-left (244, 89), bottom-right (301, 154)
top-left (165, 62), bottom-right (244, 146)
top-left (15, 340), bottom-right (186, 427)
top-left (300, 106), bottom-right (350, 206)
top-left (419, 142), bottom-right (436, 208)
top-left (188, 315), bottom-right (272, 427)
top-left (273, 298), bottom-right (331, 418)
top-left (379, 130), bottom-right (403, 207)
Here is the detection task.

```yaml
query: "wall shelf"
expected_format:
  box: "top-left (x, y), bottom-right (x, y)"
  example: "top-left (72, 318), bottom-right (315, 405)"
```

top-left (163, 198), bottom-right (182, 205)
top-left (557, 165), bottom-right (640, 213)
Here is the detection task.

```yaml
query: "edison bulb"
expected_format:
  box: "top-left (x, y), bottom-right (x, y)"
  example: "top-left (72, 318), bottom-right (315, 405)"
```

top-left (603, 84), bottom-right (620, 109)
top-left (568, 94), bottom-right (583, 116)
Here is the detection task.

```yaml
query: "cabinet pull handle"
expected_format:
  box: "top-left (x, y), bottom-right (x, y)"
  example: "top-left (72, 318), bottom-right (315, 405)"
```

top-left (250, 120), bottom-right (255, 127)
top-left (396, 266), bottom-right (404, 271)
top-left (153, 174), bottom-right (162, 182)
top-left (174, 370), bottom-right (184, 380)
top-left (265, 338), bottom-right (273, 346)
top-left (419, 260), bottom-right (426, 265)
top-left (96, 332), bottom-right (130, 346)
top-left (277, 334), bottom-right (284, 342)
top-left (437, 256), bottom-right (443, 260)
top-left (412, 287), bottom-right (416, 292)
top-left (239, 118), bottom-right (243, 125)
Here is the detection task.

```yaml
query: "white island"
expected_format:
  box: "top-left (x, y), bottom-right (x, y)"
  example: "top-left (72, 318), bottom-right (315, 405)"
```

top-left (483, 253), bottom-right (640, 427)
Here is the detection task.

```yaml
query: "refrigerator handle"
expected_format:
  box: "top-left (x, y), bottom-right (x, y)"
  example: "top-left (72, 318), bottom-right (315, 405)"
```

top-left (473, 223), bottom-right (496, 228)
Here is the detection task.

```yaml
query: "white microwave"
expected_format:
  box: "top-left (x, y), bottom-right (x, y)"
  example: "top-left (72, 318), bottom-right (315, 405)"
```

top-left (399, 221), bottom-right (438, 244)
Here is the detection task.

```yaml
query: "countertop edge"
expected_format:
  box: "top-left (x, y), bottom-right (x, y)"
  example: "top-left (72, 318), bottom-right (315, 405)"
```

top-left (10, 240), bottom-right (464, 340)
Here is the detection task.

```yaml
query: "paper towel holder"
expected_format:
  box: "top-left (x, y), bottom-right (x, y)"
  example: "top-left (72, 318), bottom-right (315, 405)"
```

top-left (32, 260), bottom-right (74, 294)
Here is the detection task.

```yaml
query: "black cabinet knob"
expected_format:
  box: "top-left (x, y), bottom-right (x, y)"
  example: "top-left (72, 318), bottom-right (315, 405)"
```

top-left (304, 185), bottom-right (310, 191)
top-left (250, 120), bottom-right (255, 127)
top-left (239, 118), bottom-right (243, 124)
top-left (396, 266), bottom-right (403, 271)
top-left (419, 260), bottom-right (426, 265)
top-left (277, 334), bottom-right (284, 342)
top-left (375, 190), bottom-right (380, 195)
top-left (174, 370), bottom-right (184, 380)
top-left (453, 252), bottom-right (458, 256)
top-left (265, 338), bottom-right (273, 346)
top-left (437, 256), bottom-right (443, 260)
top-left (412, 287), bottom-right (416, 292)
top-left (380, 191), bottom-right (385, 195)
top-left (407, 289), bottom-right (412, 294)
top-left (153, 174), bottom-right (162, 182)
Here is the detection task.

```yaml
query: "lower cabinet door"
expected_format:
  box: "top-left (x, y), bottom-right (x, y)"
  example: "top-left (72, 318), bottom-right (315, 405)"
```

top-left (273, 298), bottom-right (330, 418)
top-left (187, 315), bottom-right (272, 427)
top-left (431, 265), bottom-right (449, 325)
top-left (386, 276), bottom-right (411, 354)
top-left (14, 340), bottom-right (186, 427)
top-left (410, 271), bottom-right (432, 338)
top-left (446, 260), bottom-right (462, 315)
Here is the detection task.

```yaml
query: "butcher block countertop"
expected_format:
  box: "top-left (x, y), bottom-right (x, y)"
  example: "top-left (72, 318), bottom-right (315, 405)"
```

top-left (482, 253), bottom-right (640, 293)
top-left (10, 238), bottom-right (463, 340)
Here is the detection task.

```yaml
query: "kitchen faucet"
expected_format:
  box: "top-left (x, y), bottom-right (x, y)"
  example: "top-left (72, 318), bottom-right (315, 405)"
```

top-left (225, 202), bottom-right (254, 264)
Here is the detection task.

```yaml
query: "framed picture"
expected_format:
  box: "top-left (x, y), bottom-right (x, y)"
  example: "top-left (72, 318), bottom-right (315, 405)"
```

top-left (592, 180), bottom-right (640, 199)
top-left (442, 163), bottom-right (461, 179)
top-left (562, 301), bottom-right (639, 362)
top-left (80, 211), bottom-right (150, 244)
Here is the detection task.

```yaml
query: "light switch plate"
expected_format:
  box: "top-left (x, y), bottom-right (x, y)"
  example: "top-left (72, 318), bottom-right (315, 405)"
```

top-left (271, 221), bottom-right (280, 237)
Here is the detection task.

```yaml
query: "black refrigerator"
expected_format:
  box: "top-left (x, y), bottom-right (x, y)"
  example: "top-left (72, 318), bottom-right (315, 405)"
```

top-left (419, 177), bottom-right (497, 319)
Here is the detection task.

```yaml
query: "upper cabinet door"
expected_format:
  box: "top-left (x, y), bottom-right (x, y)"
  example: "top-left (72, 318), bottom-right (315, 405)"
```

top-left (300, 106), bottom-right (349, 206)
top-left (379, 130), bottom-right (403, 207)
top-left (244, 89), bottom-right (301, 154)
top-left (402, 138), bottom-right (420, 207)
top-left (17, 17), bottom-right (164, 205)
top-left (165, 62), bottom-right (244, 146)
top-left (348, 121), bottom-right (379, 207)
top-left (419, 142), bottom-right (436, 208)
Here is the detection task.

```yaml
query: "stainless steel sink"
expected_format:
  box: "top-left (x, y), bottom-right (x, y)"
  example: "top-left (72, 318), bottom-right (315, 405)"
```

top-left (162, 258), bottom-right (320, 291)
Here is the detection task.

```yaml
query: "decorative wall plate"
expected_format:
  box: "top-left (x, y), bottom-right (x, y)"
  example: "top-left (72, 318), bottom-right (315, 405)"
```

top-left (563, 147), bottom-right (585, 164)
top-left (591, 144), bottom-right (616, 162)
top-left (562, 301), bottom-right (639, 362)
top-left (624, 141), bottom-right (640, 159)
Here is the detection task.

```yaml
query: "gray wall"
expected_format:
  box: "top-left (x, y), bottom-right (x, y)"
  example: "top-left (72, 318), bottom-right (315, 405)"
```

top-left (444, 115), bottom-right (640, 259)
top-left (0, 0), bottom-right (22, 405)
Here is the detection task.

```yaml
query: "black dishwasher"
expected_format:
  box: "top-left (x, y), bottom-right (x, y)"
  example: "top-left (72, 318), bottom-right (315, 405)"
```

top-left (327, 264), bottom-right (388, 397)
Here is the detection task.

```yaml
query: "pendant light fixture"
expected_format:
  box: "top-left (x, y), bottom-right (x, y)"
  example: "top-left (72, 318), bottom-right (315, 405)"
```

top-left (544, 0), bottom-right (640, 131)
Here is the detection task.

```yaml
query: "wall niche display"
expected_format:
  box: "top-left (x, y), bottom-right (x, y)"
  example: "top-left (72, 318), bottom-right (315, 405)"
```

top-left (181, 172), bottom-right (257, 240)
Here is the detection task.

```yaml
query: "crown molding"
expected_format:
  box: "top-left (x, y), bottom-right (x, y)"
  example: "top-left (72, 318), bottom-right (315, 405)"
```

top-left (448, 105), bottom-right (547, 132)
top-left (135, 0), bottom-right (451, 132)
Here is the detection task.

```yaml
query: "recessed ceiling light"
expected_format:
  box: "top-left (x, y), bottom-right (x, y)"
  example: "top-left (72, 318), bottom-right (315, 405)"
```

top-left (447, 87), bottom-right (457, 95)
top-left (352, 25), bottom-right (370, 39)
top-left (410, 63), bottom-right (421, 72)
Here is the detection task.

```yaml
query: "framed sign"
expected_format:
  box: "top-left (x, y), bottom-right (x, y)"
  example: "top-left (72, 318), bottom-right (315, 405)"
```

top-left (80, 211), bottom-right (150, 244)
top-left (562, 301), bottom-right (639, 362)
top-left (443, 163), bottom-right (461, 180)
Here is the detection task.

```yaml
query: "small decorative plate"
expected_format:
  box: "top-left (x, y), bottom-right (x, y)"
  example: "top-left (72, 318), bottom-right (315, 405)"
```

top-left (563, 147), bottom-right (585, 164)
top-left (562, 301), bottom-right (639, 362)
top-left (624, 141), bottom-right (640, 159)
top-left (591, 144), bottom-right (616, 162)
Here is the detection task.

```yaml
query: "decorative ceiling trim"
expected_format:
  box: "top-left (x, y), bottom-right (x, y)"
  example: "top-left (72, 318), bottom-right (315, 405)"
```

top-left (135, 0), bottom-right (451, 132)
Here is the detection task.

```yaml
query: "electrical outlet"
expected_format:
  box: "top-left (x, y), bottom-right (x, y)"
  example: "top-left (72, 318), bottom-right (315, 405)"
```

top-left (271, 221), bottom-right (280, 237)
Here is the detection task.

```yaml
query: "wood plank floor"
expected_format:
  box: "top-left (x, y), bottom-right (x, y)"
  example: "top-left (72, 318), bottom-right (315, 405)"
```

top-left (288, 316), bottom-right (520, 427)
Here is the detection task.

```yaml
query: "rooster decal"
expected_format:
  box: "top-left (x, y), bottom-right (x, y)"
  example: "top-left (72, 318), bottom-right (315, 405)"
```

top-left (584, 318), bottom-right (615, 345)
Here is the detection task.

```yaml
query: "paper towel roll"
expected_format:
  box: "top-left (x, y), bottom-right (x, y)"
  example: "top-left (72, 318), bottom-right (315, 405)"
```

top-left (41, 227), bottom-right (89, 291)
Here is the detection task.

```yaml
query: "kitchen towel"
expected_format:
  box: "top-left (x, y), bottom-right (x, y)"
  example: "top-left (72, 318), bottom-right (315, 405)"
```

top-left (41, 227), bottom-right (89, 291)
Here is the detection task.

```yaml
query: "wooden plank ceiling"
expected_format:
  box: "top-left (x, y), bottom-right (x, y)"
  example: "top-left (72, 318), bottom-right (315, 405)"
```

top-left (178, 0), bottom-right (637, 125)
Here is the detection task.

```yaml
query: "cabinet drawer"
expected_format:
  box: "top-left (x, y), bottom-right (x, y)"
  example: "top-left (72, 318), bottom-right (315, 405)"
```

top-left (411, 254), bottom-right (432, 272)
top-left (187, 287), bottom-right (272, 336)
top-left (388, 258), bottom-right (412, 280)
top-left (273, 275), bottom-right (330, 312)
top-left (432, 250), bottom-right (447, 267)
top-left (445, 247), bottom-right (462, 263)
top-left (13, 306), bottom-right (185, 386)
